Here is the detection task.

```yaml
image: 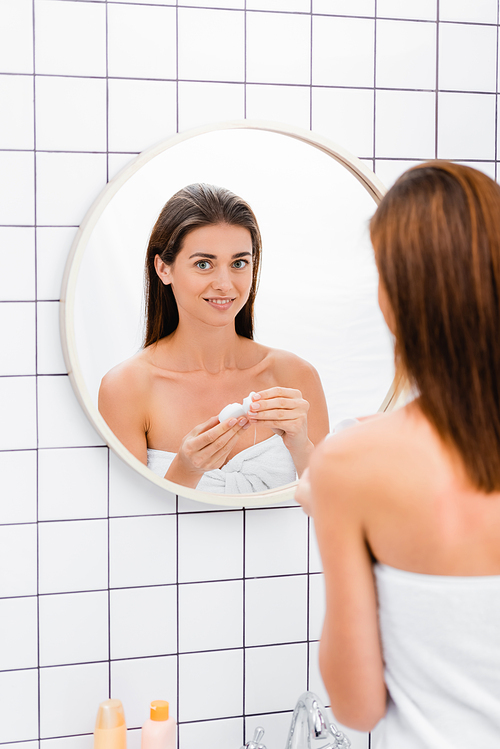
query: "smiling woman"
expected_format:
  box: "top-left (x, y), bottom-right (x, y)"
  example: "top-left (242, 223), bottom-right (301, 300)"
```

top-left (98, 183), bottom-right (330, 493)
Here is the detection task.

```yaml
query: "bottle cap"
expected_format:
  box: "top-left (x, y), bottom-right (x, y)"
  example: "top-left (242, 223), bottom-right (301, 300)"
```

top-left (95, 699), bottom-right (126, 729)
top-left (150, 700), bottom-right (169, 721)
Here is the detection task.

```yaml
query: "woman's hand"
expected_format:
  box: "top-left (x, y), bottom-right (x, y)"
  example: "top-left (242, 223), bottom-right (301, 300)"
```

top-left (166, 414), bottom-right (249, 488)
top-left (246, 387), bottom-right (313, 475)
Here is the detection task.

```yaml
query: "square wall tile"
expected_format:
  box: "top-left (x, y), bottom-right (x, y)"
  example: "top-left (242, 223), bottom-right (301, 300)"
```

top-left (377, 0), bottom-right (437, 20)
top-left (112, 0), bottom-right (175, 4)
top-left (40, 662), bottom-right (108, 738)
top-left (37, 301), bottom-right (67, 375)
top-left (246, 84), bottom-right (311, 131)
top-left (375, 89), bottom-right (436, 159)
top-left (245, 642), bottom-right (307, 714)
top-left (179, 649), bottom-right (243, 721)
top-left (179, 717), bottom-right (243, 749)
top-left (309, 520), bottom-right (323, 573)
top-left (177, 82), bottom-right (244, 132)
top-left (0, 449), bottom-right (37, 524)
top-left (313, 0), bottom-right (375, 15)
top-left (438, 92), bottom-right (496, 160)
top-left (36, 152), bottom-right (107, 226)
top-left (312, 87), bottom-right (374, 158)
top-left (39, 590), bottom-right (108, 666)
top-left (0, 376), bottom-right (37, 450)
top-left (36, 227), bottom-right (77, 301)
top-left (178, 510), bottom-right (243, 583)
top-left (111, 655), bottom-right (177, 729)
top-left (313, 16), bottom-right (375, 87)
top-left (0, 75), bottom-right (34, 149)
top-left (108, 153), bottom-right (137, 182)
top-left (38, 518), bottom-right (108, 594)
top-left (108, 79), bottom-right (177, 153)
top-left (0, 670), bottom-right (39, 743)
top-left (0, 151), bottom-right (34, 225)
top-left (35, 0), bottom-right (106, 77)
top-left (0, 596), bottom-right (38, 670)
top-left (0, 523), bottom-right (37, 597)
top-left (245, 574), bottom-right (308, 646)
top-left (458, 161), bottom-right (496, 179)
top-left (376, 19), bottom-right (436, 90)
top-left (246, 12), bottom-right (311, 85)
top-left (245, 507), bottom-right (308, 577)
top-left (374, 158), bottom-right (424, 188)
top-left (37, 375), bottom-right (105, 448)
top-left (109, 450), bottom-right (176, 517)
top-left (246, 712), bottom-right (293, 749)
top-left (439, 0), bottom-right (498, 24)
top-left (0, 0), bottom-right (33, 74)
top-left (107, 4), bottom-right (176, 80)
top-left (41, 739), bottom-right (93, 749)
top-left (179, 579), bottom-right (243, 652)
top-left (439, 23), bottom-right (497, 93)
top-left (179, 0), bottom-right (243, 6)
top-left (178, 8), bottom-right (244, 82)
top-left (110, 585), bottom-right (177, 659)
top-left (309, 572), bottom-right (326, 640)
top-left (0, 227), bottom-right (35, 302)
top-left (35, 76), bottom-right (106, 152)
top-left (0, 302), bottom-right (36, 375)
top-left (109, 515), bottom-right (177, 588)
top-left (248, 0), bottom-right (309, 9)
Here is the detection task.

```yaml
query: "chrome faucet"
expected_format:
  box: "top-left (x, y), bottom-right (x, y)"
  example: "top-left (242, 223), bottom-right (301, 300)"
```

top-left (285, 692), bottom-right (351, 749)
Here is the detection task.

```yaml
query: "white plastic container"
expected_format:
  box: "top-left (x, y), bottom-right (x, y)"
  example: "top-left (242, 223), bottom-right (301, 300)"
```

top-left (141, 701), bottom-right (176, 749)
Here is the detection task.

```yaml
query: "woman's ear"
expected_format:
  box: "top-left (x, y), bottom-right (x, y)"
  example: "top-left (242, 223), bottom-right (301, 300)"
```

top-left (378, 277), bottom-right (396, 335)
top-left (154, 254), bottom-right (172, 286)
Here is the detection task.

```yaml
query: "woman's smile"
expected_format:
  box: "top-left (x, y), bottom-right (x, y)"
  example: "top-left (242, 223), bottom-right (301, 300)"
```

top-left (204, 296), bottom-right (236, 311)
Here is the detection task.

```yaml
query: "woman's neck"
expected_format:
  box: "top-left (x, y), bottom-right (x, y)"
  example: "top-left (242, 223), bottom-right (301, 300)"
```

top-left (157, 319), bottom-right (249, 373)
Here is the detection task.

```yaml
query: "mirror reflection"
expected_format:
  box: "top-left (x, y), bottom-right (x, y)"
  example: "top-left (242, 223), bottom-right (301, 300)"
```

top-left (98, 183), bottom-right (330, 493)
top-left (69, 126), bottom-right (395, 501)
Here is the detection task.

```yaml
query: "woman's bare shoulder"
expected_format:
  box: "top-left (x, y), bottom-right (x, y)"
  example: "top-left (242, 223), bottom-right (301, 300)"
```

top-left (311, 403), bottom-right (444, 502)
top-left (99, 350), bottom-right (153, 403)
top-left (263, 346), bottom-right (323, 386)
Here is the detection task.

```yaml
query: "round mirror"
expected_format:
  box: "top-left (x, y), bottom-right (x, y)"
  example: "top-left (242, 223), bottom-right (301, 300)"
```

top-left (60, 121), bottom-right (402, 507)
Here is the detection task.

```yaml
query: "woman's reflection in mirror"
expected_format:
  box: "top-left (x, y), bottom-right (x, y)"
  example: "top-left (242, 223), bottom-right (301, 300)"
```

top-left (99, 183), bottom-right (329, 493)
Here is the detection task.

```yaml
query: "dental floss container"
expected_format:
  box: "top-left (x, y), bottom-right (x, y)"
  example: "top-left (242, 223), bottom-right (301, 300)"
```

top-left (141, 700), bottom-right (176, 749)
top-left (93, 698), bottom-right (127, 749)
top-left (218, 391), bottom-right (257, 422)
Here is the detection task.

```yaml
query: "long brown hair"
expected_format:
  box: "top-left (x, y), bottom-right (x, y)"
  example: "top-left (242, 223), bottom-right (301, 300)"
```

top-left (370, 161), bottom-right (500, 492)
top-left (144, 183), bottom-right (262, 347)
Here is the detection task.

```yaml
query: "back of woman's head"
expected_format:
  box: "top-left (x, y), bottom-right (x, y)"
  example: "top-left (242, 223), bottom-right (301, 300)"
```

top-left (370, 161), bottom-right (500, 492)
top-left (144, 183), bottom-right (262, 346)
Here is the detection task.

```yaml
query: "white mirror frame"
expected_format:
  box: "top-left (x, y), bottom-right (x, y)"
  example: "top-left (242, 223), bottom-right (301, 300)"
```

top-left (60, 119), bottom-right (406, 508)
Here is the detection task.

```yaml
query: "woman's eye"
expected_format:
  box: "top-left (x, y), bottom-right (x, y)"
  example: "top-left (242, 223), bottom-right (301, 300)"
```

top-left (196, 261), bottom-right (211, 270)
top-left (232, 259), bottom-right (248, 269)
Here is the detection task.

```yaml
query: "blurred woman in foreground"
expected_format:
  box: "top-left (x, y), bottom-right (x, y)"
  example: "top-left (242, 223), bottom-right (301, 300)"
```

top-left (298, 162), bottom-right (500, 747)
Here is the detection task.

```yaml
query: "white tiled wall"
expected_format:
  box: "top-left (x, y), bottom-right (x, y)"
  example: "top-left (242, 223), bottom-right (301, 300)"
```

top-left (1, 1), bottom-right (499, 747)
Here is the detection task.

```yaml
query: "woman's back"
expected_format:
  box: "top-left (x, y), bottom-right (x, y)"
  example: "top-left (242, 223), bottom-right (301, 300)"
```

top-left (351, 403), bottom-right (500, 577)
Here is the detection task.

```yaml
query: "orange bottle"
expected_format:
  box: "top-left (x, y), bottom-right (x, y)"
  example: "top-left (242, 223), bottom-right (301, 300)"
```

top-left (94, 699), bottom-right (127, 749)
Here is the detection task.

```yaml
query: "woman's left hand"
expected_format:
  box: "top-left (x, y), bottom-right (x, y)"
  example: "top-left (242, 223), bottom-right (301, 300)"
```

top-left (247, 387), bottom-right (313, 475)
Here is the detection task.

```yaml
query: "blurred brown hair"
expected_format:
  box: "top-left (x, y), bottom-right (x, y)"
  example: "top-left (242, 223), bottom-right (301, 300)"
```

top-left (370, 161), bottom-right (500, 492)
top-left (144, 183), bottom-right (262, 347)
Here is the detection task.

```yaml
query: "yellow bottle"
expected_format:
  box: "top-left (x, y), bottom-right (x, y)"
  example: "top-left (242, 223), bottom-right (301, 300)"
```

top-left (94, 698), bottom-right (127, 749)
